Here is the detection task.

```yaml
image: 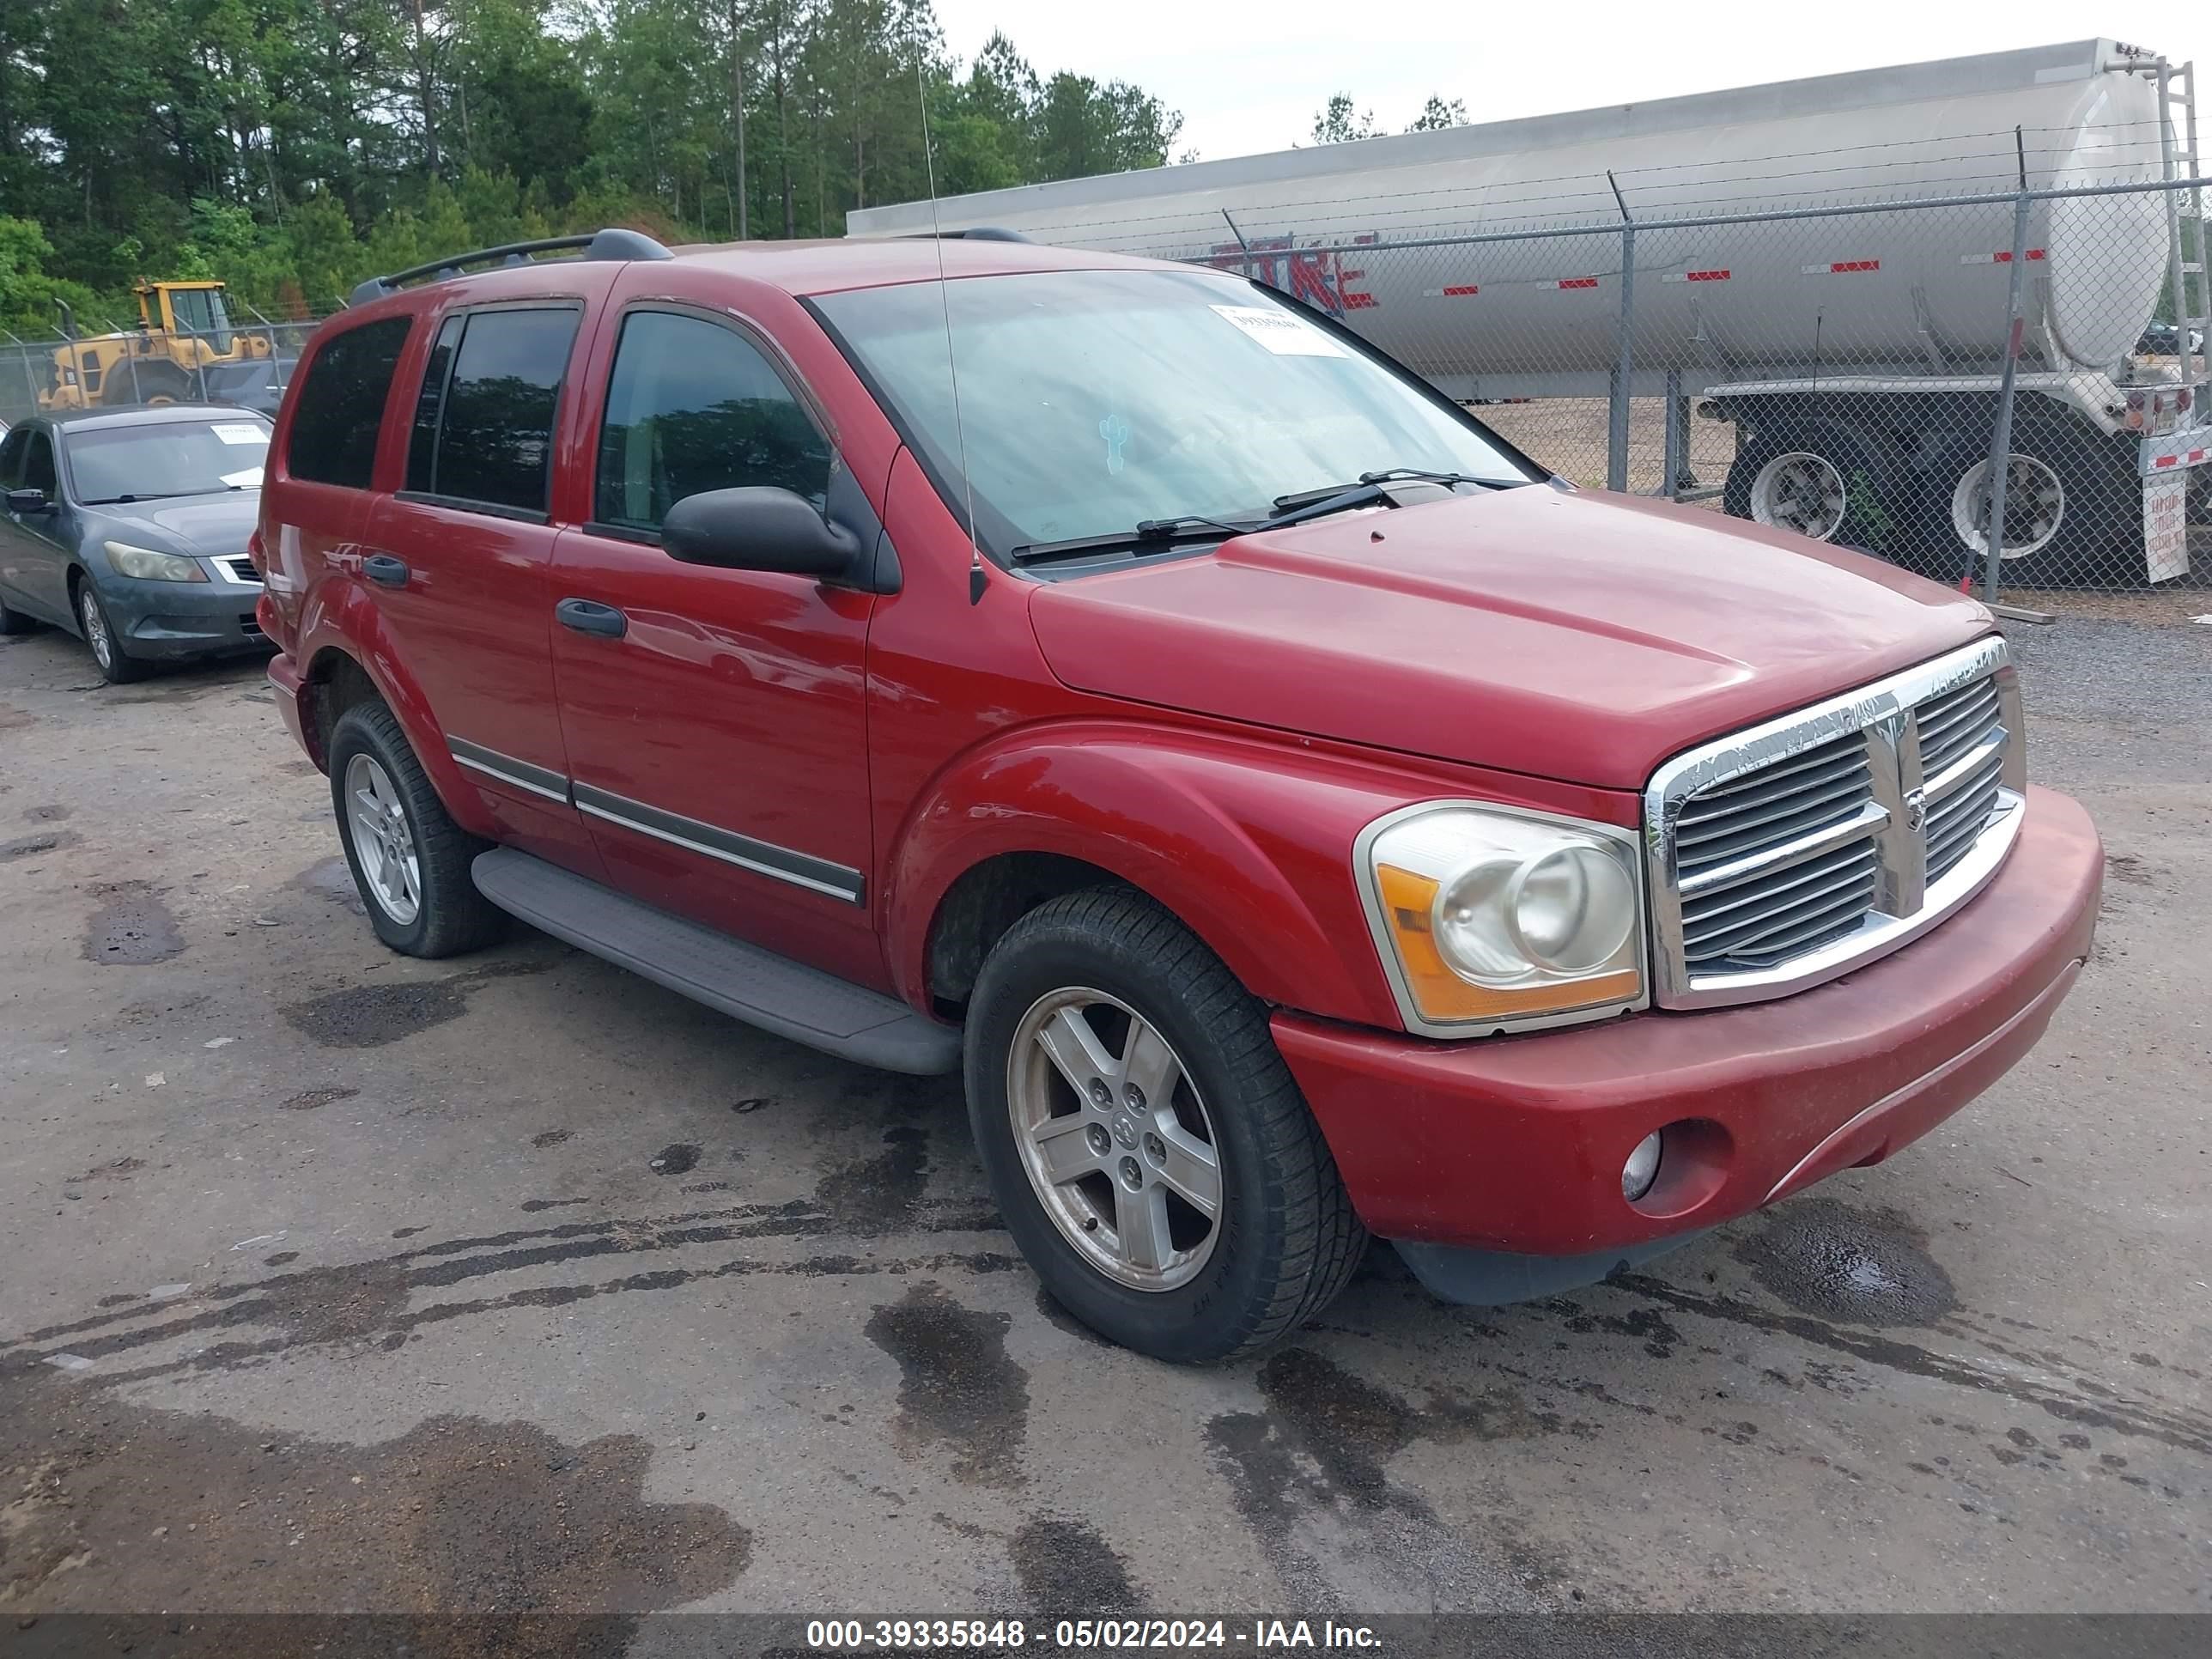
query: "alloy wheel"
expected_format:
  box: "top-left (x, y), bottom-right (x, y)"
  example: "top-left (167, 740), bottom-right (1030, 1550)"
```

top-left (77, 587), bottom-right (113, 671)
top-left (1006, 988), bottom-right (1223, 1292)
top-left (344, 753), bottom-right (422, 926)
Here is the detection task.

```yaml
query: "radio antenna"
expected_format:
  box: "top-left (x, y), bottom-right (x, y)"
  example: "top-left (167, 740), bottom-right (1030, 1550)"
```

top-left (915, 50), bottom-right (986, 604)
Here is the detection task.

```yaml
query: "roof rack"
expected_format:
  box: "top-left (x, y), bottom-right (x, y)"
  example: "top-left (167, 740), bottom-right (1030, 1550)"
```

top-left (349, 228), bottom-right (675, 307)
top-left (900, 227), bottom-right (1032, 243)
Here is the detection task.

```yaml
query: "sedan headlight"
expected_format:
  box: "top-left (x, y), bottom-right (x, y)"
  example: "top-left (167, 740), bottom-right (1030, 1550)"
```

top-left (104, 541), bottom-right (206, 582)
top-left (1356, 802), bottom-right (1644, 1035)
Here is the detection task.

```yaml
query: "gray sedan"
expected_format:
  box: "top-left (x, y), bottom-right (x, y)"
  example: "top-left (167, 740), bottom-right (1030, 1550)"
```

top-left (0, 405), bottom-right (272, 683)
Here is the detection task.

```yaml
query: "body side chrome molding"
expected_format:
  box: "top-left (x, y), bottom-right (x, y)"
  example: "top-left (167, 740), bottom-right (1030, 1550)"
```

top-left (447, 735), bottom-right (571, 805)
top-left (572, 782), bottom-right (866, 905)
top-left (443, 737), bottom-right (866, 906)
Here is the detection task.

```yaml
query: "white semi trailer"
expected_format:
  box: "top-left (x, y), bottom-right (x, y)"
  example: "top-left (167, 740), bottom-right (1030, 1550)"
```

top-left (851, 40), bottom-right (2207, 582)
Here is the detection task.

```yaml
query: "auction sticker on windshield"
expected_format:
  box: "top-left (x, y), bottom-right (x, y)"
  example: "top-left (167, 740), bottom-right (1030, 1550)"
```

top-left (1209, 305), bottom-right (1347, 356)
top-left (211, 422), bottom-right (269, 446)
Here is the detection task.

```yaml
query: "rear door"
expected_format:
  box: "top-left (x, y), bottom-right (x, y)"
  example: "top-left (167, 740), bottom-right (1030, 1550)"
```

top-left (359, 299), bottom-right (601, 876)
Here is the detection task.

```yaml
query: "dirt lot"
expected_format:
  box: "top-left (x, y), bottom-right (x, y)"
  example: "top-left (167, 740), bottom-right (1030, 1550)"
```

top-left (0, 605), bottom-right (2207, 1636)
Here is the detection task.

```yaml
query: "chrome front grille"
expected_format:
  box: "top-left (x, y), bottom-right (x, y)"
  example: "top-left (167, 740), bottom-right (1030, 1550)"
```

top-left (224, 556), bottom-right (262, 584)
top-left (1646, 637), bottom-right (2026, 1008)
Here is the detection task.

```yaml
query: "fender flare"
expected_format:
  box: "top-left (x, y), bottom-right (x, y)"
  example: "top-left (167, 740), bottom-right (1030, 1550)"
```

top-left (295, 580), bottom-right (497, 841)
top-left (882, 722), bottom-right (1419, 1029)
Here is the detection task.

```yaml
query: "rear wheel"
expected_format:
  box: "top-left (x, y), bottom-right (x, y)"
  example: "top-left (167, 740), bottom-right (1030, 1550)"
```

top-left (328, 701), bottom-right (504, 957)
top-left (1929, 425), bottom-right (2136, 587)
top-left (965, 887), bottom-right (1366, 1364)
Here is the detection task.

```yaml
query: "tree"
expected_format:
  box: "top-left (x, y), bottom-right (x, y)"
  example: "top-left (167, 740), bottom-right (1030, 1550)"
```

top-left (1310, 94), bottom-right (1377, 146)
top-left (1406, 94), bottom-right (1468, 133)
top-left (0, 1), bottom-right (1186, 319)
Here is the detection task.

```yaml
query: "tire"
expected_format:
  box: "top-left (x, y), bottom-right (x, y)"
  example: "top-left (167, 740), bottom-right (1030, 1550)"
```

top-left (965, 886), bottom-right (1366, 1364)
top-left (1724, 423), bottom-right (1923, 566)
top-left (125, 362), bottom-right (195, 408)
top-left (74, 579), bottom-right (149, 684)
top-left (327, 700), bottom-right (504, 958)
top-left (1925, 423), bottom-right (2136, 588)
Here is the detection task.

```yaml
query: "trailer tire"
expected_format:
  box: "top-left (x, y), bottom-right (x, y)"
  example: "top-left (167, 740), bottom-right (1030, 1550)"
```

top-left (1926, 423), bottom-right (2136, 587)
top-left (1725, 423), bottom-right (1917, 560)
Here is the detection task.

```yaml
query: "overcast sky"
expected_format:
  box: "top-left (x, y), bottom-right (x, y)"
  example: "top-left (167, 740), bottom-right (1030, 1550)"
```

top-left (929, 2), bottom-right (2210, 164)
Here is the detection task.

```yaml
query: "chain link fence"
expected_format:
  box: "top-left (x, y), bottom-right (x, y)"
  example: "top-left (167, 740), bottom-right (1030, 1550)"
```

top-left (0, 302), bottom-right (325, 428)
top-left (1138, 173), bottom-right (2212, 597)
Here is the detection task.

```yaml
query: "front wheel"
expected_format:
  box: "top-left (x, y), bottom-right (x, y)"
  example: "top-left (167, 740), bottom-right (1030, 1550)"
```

top-left (965, 888), bottom-right (1366, 1364)
top-left (328, 701), bottom-right (504, 957)
top-left (76, 580), bottom-right (149, 684)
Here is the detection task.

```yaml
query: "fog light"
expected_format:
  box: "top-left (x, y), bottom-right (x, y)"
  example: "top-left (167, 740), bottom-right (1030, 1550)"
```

top-left (1622, 1131), bottom-right (1663, 1201)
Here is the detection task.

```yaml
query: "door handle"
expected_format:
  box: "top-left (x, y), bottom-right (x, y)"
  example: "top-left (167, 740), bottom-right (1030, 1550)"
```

top-left (363, 553), bottom-right (410, 587)
top-left (556, 597), bottom-right (628, 639)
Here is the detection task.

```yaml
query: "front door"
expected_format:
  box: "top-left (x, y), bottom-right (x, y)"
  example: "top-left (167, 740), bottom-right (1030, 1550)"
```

top-left (0, 428), bottom-right (73, 618)
top-left (547, 305), bottom-right (880, 988)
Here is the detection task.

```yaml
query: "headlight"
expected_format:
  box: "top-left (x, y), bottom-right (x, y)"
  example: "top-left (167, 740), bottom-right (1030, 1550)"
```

top-left (104, 541), bottom-right (206, 582)
top-left (1357, 802), bottom-right (1644, 1035)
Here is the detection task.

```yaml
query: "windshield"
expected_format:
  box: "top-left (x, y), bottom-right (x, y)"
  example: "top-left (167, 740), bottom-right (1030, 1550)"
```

top-left (813, 268), bottom-right (1537, 556)
top-left (66, 417), bottom-right (269, 503)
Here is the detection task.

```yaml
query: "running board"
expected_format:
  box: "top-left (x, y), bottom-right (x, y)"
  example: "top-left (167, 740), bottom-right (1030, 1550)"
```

top-left (471, 848), bottom-right (961, 1075)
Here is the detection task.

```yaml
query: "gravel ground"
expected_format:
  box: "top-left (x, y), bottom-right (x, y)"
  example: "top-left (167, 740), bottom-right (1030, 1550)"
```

top-left (0, 597), bottom-right (2205, 1641)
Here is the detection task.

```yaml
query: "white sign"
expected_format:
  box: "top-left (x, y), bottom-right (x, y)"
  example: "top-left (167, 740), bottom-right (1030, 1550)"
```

top-left (1209, 305), bottom-right (1347, 357)
top-left (210, 422), bottom-right (268, 447)
top-left (2143, 470), bottom-right (2190, 583)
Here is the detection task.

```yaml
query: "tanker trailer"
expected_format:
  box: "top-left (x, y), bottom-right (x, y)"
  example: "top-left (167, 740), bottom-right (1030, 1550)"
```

top-left (851, 38), bottom-right (2206, 582)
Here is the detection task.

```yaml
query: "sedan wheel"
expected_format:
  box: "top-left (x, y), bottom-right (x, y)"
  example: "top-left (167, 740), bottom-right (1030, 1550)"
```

top-left (1008, 988), bottom-right (1222, 1292)
top-left (76, 582), bottom-right (147, 684)
top-left (344, 752), bottom-right (423, 926)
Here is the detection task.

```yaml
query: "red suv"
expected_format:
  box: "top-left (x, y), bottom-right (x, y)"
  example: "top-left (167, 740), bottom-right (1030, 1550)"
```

top-left (254, 228), bottom-right (2100, 1362)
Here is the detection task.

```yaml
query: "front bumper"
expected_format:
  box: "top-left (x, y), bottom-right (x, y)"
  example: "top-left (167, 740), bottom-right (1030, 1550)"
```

top-left (1273, 786), bottom-right (2100, 1291)
top-left (101, 572), bottom-right (269, 659)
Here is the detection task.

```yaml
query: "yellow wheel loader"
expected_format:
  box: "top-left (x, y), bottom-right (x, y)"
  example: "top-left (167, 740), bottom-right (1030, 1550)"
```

top-left (41, 282), bottom-right (283, 412)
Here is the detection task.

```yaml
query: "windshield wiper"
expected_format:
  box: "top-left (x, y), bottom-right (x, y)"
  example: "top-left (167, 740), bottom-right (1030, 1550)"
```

top-left (1009, 514), bottom-right (1258, 564)
top-left (1268, 468), bottom-right (1511, 525)
top-left (82, 487), bottom-right (234, 505)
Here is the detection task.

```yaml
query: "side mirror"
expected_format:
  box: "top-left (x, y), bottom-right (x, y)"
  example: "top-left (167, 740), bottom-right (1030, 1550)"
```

top-left (6, 488), bottom-right (49, 514)
top-left (661, 487), bottom-right (862, 580)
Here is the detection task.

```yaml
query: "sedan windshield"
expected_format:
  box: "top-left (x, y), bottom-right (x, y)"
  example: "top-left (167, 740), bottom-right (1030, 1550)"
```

top-left (67, 417), bottom-right (269, 504)
top-left (813, 268), bottom-right (1536, 557)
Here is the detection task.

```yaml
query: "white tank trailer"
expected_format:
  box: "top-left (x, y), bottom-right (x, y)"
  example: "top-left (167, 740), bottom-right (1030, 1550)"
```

top-left (852, 40), bottom-right (2208, 580)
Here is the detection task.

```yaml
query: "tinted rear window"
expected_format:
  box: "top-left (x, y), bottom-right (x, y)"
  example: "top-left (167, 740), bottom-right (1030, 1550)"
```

top-left (285, 316), bottom-right (411, 489)
top-left (411, 307), bottom-right (580, 515)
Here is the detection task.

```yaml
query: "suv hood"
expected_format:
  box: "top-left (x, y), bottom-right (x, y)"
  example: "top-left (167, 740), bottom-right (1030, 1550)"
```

top-left (88, 493), bottom-right (258, 557)
top-left (1025, 485), bottom-right (1992, 791)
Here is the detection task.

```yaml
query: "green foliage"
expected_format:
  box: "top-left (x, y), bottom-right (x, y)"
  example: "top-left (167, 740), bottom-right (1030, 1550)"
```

top-left (0, 0), bottom-right (1185, 325)
top-left (1310, 94), bottom-right (1378, 147)
top-left (1406, 95), bottom-right (1469, 133)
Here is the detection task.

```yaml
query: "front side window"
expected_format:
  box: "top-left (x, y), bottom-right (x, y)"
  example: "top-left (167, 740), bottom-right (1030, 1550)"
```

top-left (412, 307), bottom-right (579, 515)
top-left (812, 267), bottom-right (1536, 559)
top-left (68, 418), bottom-right (269, 504)
top-left (0, 428), bottom-right (26, 488)
top-left (594, 310), bottom-right (831, 533)
top-left (167, 288), bottom-right (234, 353)
top-left (286, 316), bottom-right (411, 489)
